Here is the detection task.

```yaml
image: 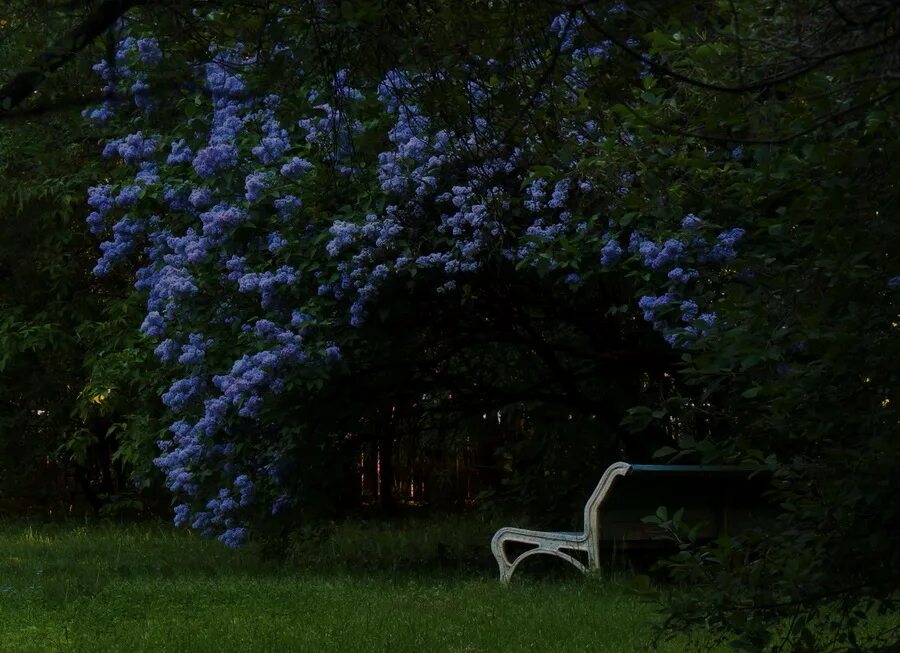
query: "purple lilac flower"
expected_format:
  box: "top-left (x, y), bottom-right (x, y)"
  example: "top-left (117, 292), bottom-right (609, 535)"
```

top-left (163, 186), bottom-right (190, 211)
top-left (200, 203), bottom-right (248, 240)
top-left (234, 474), bottom-right (254, 506)
top-left (154, 338), bottom-right (179, 362)
top-left (548, 178), bottom-right (571, 209)
top-left (668, 267), bottom-right (699, 284)
top-left (86, 212), bottom-right (105, 234)
top-left (193, 144), bottom-right (238, 178)
top-left (252, 120), bottom-right (290, 164)
top-left (115, 36), bottom-right (136, 63)
top-left (218, 527), bottom-right (247, 548)
top-left (140, 311), bottom-right (166, 337)
top-left (93, 218), bottom-right (144, 275)
top-left (91, 59), bottom-right (114, 81)
top-left (274, 195), bottom-right (301, 220)
top-left (705, 228), bottom-right (746, 262)
top-left (327, 221), bottom-right (358, 257)
top-left (600, 239), bottom-right (623, 267)
top-left (244, 172), bottom-right (271, 203)
top-left (82, 104), bottom-right (115, 123)
top-left (178, 333), bottom-right (212, 365)
top-left (116, 185), bottom-right (141, 207)
top-left (680, 300), bottom-right (699, 322)
top-left (524, 178), bottom-right (547, 212)
top-left (280, 157), bottom-right (314, 179)
top-left (115, 132), bottom-right (157, 164)
top-left (651, 239), bottom-right (684, 269)
top-left (173, 503), bottom-right (191, 527)
top-left (681, 213), bottom-right (702, 230)
top-left (162, 376), bottom-right (205, 412)
top-left (189, 187), bottom-right (213, 209)
top-left (136, 37), bottom-right (162, 65)
top-left (131, 79), bottom-right (152, 110)
top-left (638, 293), bottom-right (674, 322)
top-left (267, 232), bottom-right (288, 253)
top-left (549, 12), bottom-right (584, 51)
top-left (167, 139), bottom-right (193, 165)
top-left (135, 162), bottom-right (159, 185)
top-left (87, 184), bottom-right (115, 215)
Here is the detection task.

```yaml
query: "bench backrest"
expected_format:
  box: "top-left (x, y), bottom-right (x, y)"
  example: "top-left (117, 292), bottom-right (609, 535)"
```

top-left (584, 462), bottom-right (772, 545)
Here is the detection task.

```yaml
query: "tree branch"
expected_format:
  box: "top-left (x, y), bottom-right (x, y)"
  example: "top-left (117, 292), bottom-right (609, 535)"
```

top-left (0, 0), bottom-right (150, 113)
top-left (577, 4), bottom-right (900, 95)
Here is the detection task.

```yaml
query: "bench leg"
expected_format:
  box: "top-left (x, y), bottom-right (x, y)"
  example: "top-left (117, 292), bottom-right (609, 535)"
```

top-left (491, 533), bottom-right (587, 584)
top-left (491, 533), bottom-right (514, 584)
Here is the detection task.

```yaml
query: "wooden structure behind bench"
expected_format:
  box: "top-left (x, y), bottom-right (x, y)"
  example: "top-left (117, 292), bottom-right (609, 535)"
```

top-left (490, 461), bottom-right (772, 583)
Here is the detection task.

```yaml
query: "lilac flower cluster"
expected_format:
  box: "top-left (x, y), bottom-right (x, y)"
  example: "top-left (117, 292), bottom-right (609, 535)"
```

top-left (298, 70), bottom-right (365, 174)
top-left (235, 265), bottom-right (299, 308)
top-left (513, 172), bottom-right (601, 268)
top-left (274, 195), bottom-right (301, 220)
top-left (136, 37), bottom-right (163, 65)
top-left (179, 333), bottom-right (214, 365)
top-left (83, 35), bottom-right (164, 121)
top-left (702, 227), bottom-right (746, 263)
top-left (211, 343), bottom-right (301, 418)
top-left (154, 421), bottom-right (202, 495)
top-left (600, 239), bottom-right (623, 267)
top-left (191, 49), bottom-right (252, 178)
top-left (186, 475), bottom-right (252, 546)
top-left (86, 185), bottom-right (115, 234)
top-left (167, 139), bottom-right (194, 165)
top-left (323, 94), bottom-right (520, 321)
top-left (252, 116), bottom-right (290, 165)
top-left (193, 144), bottom-right (238, 178)
top-left (550, 13), bottom-right (584, 52)
top-left (103, 132), bottom-right (158, 164)
top-left (83, 38), bottom-right (321, 539)
top-left (93, 218), bottom-right (144, 275)
top-left (162, 376), bottom-right (206, 412)
top-left (376, 80), bottom-right (445, 197)
top-left (280, 157), bottom-right (313, 179)
top-left (616, 216), bottom-right (747, 345)
top-left (244, 172), bottom-right (271, 203)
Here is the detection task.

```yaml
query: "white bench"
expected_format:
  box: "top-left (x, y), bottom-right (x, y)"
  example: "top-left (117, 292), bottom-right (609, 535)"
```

top-left (490, 461), bottom-right (760, 583)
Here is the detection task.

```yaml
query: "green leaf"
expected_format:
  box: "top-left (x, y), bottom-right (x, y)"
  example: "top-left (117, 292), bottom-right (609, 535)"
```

top-left (741, 386), bottom-right (761, 399)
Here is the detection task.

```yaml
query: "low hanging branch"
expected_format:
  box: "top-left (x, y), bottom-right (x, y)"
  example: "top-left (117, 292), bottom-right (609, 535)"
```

top-left (0, 0), bottom-right (150, 113)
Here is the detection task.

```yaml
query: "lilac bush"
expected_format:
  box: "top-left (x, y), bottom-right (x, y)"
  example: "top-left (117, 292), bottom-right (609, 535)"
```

top-left (84, 6), bottom-right (749, 544)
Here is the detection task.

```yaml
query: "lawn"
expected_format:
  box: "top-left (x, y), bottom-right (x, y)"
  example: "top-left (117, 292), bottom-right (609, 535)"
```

top-left (0, 521), bottom-right (714, 652)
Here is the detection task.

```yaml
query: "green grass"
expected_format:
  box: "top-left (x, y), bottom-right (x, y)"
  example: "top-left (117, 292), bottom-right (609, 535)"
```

top-left (0, 521), bottom-right (715, 652)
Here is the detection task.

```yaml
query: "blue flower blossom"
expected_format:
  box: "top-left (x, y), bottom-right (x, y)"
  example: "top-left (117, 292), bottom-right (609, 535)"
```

top-left (218, 527), bottom-right (247, 548)
top-left (667, 267), bottom-right (698, 284)
top-left (280, 157), bottom-right (314, 179)
top-left (167, 139), bottom-right (193, 165)
top-left (244, 172), bottom-right (271, 203)
top-left (681, 214), bottom-right (702, 230)
top-left (136, 37), bottom-right (163, 65)
top-left (267, 232), bottom-right (287, 253)
top-left (193, 144), bottom-right (238, 178)
top-left (274, 195), bottom-right (301, 220)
